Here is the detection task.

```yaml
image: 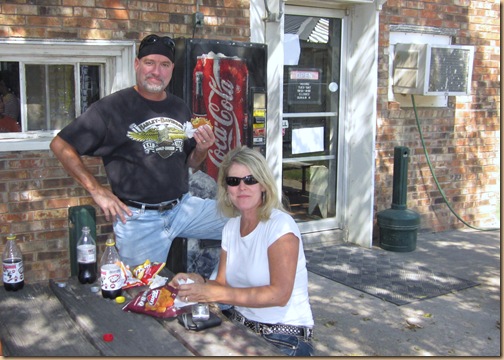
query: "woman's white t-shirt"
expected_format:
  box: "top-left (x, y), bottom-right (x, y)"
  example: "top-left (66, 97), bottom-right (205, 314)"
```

top-left (222, 208), bottom-right (314, 327)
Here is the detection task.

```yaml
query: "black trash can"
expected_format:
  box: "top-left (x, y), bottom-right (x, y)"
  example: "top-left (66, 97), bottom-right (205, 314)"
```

top-left (377, 146), bottom-right (420, 252)
top-left (377, 208), bottom-right (420, 252)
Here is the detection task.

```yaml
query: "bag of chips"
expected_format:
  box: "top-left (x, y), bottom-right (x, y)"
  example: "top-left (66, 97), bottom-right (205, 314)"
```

top-left (122, 283), bottom-right (187, 319)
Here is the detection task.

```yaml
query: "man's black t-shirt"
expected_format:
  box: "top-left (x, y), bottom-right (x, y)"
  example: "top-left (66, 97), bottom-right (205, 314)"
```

top-left (58, 87), bottom-right (194, 203)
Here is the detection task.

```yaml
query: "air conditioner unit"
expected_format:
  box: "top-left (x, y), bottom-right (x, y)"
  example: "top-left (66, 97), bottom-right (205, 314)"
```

top-left (393, 43), bottom-right (474, 96)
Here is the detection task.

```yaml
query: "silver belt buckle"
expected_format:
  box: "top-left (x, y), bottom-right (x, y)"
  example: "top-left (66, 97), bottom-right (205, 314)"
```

top-left (235, 312), bottom-right (245, 324)
top-left (260, 324), bottom-right (273, 335)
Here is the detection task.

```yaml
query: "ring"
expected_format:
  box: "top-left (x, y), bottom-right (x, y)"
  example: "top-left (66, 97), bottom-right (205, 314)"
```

top-left (202, 140), bottom-right (206, 143)
top-left (185, 296), bottom-right (188, 302)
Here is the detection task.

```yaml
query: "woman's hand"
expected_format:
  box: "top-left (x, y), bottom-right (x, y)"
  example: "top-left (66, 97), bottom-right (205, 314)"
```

top-left (168, 273), bottom-right (211, 303)
top-left (168, 273), bottom-right (205, 288)
top-left (177, 282), bottom-right (212, 303)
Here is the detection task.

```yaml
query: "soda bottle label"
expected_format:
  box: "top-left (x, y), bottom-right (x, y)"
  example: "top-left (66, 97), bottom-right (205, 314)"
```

top-left (77, 244), bottom-right (96, 264)
top-left (2, 258), bottom-right (24, 284)
top-left (101, 264), bottom-right (124, 291)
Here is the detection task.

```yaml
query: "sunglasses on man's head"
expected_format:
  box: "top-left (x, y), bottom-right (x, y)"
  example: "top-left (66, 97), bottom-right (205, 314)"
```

top-left (225, 175), bottom-right (259, 187)
top-left (139, 35), bottom-right (175, 52)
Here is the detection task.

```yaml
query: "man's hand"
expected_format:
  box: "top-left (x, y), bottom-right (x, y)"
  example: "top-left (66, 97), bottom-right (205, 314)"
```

top-left (188, 124), bottom-right (214, 169)
top-left (50, 135), bottom-right (132, 224)
top-left (193, 124), bottom-right (215, 151)
top-left (90, 186), bottom-right (132, 224)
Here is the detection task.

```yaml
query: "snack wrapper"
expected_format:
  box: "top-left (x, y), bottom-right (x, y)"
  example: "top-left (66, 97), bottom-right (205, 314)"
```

top-left (184, 122), bottom-right (196, 138)
top-left (119, 261), bottom-right (143, 289)
top-left (122, 284), bottom-right (187, 319)
top-left (119, 260), bottom-right (166, 289)
top-left (133, 260), bottom-right (166, 286)
top-left (173, 278), bottom-right (197, 308)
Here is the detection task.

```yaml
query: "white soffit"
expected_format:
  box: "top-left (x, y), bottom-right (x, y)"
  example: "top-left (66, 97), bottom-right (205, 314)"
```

top-left (285, 0), bottom-right (376, 9)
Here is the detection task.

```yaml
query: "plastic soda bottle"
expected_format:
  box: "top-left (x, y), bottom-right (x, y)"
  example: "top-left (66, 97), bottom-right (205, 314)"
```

top-left (2, 234), bottom-right (24, 291)
top-left (100, 238), bottom-right (123, 299)
top-left (76, 226), bottom-right (97, 284)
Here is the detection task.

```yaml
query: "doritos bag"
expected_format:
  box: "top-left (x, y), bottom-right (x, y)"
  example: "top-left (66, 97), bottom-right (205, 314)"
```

top-left (122, 284), bottom-right (186, 319)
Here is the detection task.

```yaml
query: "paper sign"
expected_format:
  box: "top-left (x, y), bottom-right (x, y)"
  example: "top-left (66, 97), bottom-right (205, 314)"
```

top-left (292, 127), bottom-right (324, 154)
top-left (284, 34), bottom-right (301, 65)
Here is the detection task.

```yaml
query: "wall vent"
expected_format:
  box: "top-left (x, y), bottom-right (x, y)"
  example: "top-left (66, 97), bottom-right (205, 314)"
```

top-left (393, 43), bottom-right (474, 96)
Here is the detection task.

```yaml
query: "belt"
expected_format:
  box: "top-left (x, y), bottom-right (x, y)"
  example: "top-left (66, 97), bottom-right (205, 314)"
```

top-left (120, 196), bottom-right (182, 212)
top-left (223, 309), bottom-right (313, 340)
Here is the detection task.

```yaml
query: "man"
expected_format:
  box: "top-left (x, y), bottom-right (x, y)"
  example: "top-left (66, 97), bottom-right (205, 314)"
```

top-left (50, 34), bottom-right (227, 267)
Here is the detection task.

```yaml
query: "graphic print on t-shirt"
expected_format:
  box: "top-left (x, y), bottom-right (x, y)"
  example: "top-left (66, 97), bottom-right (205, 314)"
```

top-left (127, 117), bottom-right (186, 159)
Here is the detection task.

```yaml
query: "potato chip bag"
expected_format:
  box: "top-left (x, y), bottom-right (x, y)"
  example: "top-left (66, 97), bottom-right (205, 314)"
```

top-left (122, 284), bottom-right (185, 319)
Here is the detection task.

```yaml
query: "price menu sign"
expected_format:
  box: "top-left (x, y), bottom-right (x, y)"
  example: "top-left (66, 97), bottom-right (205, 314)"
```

top-left (287, 68), bottom-right (322, 105)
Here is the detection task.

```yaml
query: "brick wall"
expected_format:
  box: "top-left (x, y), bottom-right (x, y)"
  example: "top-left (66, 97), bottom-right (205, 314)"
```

top-left (0, 151), bottom-right (111, 282)
top-left (0, 0), bottom-right (250, 41)
top-left (0, 0), bottom-right (250, 283)
top-left (375, 0), bottom-right (500, 234)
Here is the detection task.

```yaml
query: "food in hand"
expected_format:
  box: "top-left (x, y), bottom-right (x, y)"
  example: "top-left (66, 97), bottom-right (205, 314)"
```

top-left (191, 117), bottom-right (213, 129)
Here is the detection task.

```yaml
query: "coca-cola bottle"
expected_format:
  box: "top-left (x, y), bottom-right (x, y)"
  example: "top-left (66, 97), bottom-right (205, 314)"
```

top-left (2, 234), bottom-right (24, 291)
top-left (192, 71), bottom-right (207, 118)
top-left (100, 238), bottom-right (123, 299)
top-left (76, 226), bottom-right (97, 284)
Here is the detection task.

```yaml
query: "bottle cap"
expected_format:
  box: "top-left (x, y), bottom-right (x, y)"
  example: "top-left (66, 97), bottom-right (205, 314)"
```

top-left (105, 238), bottom-right (116, 246)
top-left (115, 296), bottom-right (126, 304)
top-left (103, 333), bottom-right (114, 342)
top-left (6, 234), bottom-right (15, 240)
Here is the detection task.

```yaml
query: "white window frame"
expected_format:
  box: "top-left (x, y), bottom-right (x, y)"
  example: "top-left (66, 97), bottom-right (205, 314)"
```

top-left (388, 30), bottom-right (452, 107)
top-left (0, 38), bottom-right (136, 151)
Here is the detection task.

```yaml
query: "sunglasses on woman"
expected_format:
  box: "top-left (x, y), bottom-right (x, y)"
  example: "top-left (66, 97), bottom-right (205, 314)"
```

top-left (225, 175), bottom-right (259, 187)
top-left (139, 35), bottom-right (175, 52)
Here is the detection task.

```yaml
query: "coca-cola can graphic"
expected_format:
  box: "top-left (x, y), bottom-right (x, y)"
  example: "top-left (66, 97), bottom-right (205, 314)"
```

top-left (192, 52), bottom-right (249, 180)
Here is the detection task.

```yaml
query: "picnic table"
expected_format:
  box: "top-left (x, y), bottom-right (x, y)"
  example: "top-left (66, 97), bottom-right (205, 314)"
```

top-left (0, 275), bottom-right (283, 357)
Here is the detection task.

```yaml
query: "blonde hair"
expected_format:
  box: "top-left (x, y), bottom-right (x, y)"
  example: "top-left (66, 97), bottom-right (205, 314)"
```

top-left (217, 146), bottom-right (284, 221)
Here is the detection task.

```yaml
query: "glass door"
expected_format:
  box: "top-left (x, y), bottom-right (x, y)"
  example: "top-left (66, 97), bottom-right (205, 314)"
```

top-left (282, 10), bottom-right (343, 232)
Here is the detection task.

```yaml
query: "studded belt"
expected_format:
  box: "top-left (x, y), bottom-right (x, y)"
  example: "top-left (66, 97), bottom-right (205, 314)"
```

top-left (223, 309), bottom-right (313, 340)
top-left (120, 196), bottom-right (182, 212)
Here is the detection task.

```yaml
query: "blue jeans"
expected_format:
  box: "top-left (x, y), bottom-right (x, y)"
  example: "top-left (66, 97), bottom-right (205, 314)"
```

top-left (262, 333), bottom-right (315, 357)
top-left (113, 193), bottom-right (228, 267)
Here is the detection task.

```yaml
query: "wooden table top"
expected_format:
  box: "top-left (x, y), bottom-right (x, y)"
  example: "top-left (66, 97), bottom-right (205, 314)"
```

top-left (0, 276), bottom-right (283, 357)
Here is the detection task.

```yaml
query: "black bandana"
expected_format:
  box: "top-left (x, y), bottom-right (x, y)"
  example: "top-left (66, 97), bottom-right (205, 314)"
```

top-left (138, 41), bottom-right (175, 62)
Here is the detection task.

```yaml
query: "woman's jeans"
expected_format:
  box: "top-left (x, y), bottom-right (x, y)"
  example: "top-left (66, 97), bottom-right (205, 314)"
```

top-left (263, 333), bottom-right (315, 356)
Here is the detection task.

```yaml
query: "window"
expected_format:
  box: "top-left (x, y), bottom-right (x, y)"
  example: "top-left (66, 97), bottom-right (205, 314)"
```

top-left (21, 63), bottom-right (102, 131)
top-left (0, 39), bottom-right (135, 150)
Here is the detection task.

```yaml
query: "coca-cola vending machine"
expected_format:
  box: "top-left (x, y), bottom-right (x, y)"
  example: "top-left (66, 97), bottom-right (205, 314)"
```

top-left (170, 38), bottom-right (268, 180)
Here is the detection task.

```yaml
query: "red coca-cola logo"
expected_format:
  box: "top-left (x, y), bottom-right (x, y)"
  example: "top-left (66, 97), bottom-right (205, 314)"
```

top-left (196, 54), bottom-right (248, 179)
top-left (207, 71), bottom-right (241, 169)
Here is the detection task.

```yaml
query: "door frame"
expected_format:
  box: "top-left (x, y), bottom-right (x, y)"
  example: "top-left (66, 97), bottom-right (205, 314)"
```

top-left (251, 0), bottom-right (379, 248)
top-left (283, 6), bottom-right (349, 234)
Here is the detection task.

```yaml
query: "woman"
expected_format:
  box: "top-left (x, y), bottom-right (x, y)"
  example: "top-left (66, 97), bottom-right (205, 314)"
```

top-left (169, 146), bottom-right (314, 356)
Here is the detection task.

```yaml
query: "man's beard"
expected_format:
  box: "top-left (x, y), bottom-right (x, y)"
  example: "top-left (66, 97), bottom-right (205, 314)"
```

top-left (141, 77), bottom-right (166, 93)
